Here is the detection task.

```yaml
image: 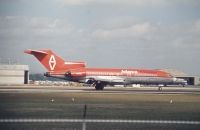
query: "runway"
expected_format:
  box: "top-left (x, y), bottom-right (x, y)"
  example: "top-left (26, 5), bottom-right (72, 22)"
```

top-left (1, 85), bottom-right (200, 130)
top-left (0, 85), bottom-right (200, 95)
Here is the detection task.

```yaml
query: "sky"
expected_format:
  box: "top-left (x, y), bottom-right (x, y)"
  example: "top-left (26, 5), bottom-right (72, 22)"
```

top-left (0, 0), bottom-right (200, 75)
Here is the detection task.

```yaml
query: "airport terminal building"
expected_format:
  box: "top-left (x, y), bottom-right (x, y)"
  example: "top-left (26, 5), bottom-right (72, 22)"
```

top-left (0, 65), bottom-right (29, 84)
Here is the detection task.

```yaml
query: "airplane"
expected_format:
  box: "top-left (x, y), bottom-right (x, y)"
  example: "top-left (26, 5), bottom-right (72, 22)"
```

top-left (24, 49), bottom-right (187, 90)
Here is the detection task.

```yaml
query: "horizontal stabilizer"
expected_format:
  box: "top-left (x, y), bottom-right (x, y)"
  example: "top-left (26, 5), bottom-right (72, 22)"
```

top-left (24, 49), bottom-right (48, 55)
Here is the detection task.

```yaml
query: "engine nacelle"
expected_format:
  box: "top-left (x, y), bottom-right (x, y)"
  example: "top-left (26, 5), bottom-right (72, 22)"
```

top-left (44, 72), bottom-right (50, 77)
top-left (86, 78), bottom-right (95, 84)
top-left (64, 71), bottom-right (72, 78)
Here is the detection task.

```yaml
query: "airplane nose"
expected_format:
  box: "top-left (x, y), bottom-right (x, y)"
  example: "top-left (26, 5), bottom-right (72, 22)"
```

top-left (174, 78), bottom-right (187, 85)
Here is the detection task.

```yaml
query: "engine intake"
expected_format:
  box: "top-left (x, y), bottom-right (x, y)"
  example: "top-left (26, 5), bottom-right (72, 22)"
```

top-left (44, 72), bottom-right (50, 77)
top-left (65, 71), bottom-right (72, 78)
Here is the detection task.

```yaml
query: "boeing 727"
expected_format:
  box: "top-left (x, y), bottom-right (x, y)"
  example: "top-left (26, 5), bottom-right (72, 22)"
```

top-left (24, 49), bottom-right (187, 90)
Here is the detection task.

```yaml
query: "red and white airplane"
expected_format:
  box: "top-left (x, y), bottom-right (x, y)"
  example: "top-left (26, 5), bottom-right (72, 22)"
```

top-left (24, 49), bottom-right (187, 90)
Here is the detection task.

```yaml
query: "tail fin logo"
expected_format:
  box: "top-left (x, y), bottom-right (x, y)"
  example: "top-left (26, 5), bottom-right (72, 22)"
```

top-left (49, 55), bottom-right (56, 70)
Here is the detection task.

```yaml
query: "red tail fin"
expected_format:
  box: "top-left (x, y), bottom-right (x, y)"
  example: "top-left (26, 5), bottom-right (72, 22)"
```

top-left (24, 49), bottom-right (86, 71)
top-left (24, 49), bottom-right (65, 71)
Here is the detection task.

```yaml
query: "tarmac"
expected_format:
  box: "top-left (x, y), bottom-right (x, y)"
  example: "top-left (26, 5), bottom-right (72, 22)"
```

top-left (0, 85), bottom-right (200, 95)
top-left (0, 85), bottom-right (200, 130)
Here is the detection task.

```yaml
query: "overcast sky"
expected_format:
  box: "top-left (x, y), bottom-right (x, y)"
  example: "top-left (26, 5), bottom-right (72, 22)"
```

top-left (0, 0), bottom-right (200, 75)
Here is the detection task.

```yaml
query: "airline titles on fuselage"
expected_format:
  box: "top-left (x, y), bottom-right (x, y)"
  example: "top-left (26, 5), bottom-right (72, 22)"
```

top-left (86, 70), bottom-right (157, 77)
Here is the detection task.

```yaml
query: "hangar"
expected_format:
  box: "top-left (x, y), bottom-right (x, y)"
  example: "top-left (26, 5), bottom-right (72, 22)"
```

top-left (0, 65), bottom-right (29, 84)
top-left (163, 69), bottom-right (200, 86)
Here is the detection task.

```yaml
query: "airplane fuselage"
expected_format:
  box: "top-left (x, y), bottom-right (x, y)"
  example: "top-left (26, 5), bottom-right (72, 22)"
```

top-left (46, 68), bottom-right (186, 87)
top-left (25, 49), bottom-right (187, 90)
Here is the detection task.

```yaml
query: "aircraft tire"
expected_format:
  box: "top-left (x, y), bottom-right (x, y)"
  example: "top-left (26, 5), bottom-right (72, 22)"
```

top-left (95, 83), bottom-right (104, 90)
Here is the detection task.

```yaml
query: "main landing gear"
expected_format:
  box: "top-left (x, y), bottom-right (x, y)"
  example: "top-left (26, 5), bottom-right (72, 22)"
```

top-left (94, 81), bottom-right (105, 90)
top-left (158, 84), bottom-right (167, 91)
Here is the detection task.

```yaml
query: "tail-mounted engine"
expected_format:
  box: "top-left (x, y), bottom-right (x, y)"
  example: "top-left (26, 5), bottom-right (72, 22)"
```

top-left (65, 71), bottom-right (72, 78)
top-left (44, 72), bottom-right (50, 77)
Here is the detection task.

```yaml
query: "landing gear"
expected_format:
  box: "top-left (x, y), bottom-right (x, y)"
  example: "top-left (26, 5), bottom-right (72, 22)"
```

top-left (158, 86), bottom-right (162, 91)
top-left (94, 81), bottom-right (105, 90)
